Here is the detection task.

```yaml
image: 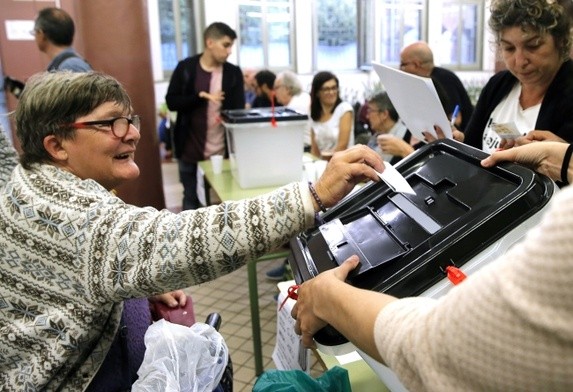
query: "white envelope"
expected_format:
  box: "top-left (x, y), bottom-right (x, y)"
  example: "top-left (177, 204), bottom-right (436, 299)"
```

top-left (378, 163), bottom-right (416, 195)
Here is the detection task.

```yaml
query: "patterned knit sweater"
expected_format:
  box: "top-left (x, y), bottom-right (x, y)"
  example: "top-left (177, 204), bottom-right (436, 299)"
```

top-left (375, 186), bottom-right (573, 391)
top-left (0, 132), bottom-right (314, 390)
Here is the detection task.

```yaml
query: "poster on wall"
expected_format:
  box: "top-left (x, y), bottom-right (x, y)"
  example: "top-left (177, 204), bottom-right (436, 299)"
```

top-left (5, 20), bottom-right (35, 41)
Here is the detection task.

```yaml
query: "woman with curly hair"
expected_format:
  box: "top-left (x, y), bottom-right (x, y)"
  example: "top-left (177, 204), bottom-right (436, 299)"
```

top-left (461, 0), bottom-right (573, 153)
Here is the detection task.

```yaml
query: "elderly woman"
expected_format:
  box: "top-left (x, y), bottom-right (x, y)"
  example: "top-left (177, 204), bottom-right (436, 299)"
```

top-left (0, 71), bottom-right (384, 390)
top-left (273, 71), bottom-right (311, 150)
top-left (462, 0), bottom-right (573, 152)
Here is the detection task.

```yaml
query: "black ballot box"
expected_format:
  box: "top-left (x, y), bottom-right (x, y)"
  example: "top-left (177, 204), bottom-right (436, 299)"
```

top-left (287, 139), bottom-right (556, 348)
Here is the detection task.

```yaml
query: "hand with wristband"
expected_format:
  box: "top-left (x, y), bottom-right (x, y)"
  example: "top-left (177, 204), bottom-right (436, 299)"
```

top-left (308, 144), bottom-right (385, 213)
top-left (481, 141), bottom-right (573, 185)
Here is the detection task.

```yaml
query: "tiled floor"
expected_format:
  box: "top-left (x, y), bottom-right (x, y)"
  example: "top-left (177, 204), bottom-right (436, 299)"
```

top-left (160, 160), bottom-right (324, 391)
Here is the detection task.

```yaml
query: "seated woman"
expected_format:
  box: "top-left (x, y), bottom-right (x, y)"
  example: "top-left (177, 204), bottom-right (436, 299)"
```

top-left (309, 71), bottom-right (354, 160)
top-left (0, 71), bottom-right (384, 390)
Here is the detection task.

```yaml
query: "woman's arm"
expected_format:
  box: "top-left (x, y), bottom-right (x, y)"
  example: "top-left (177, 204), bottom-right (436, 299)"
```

top-left (481, 141), bottom-right (572, 183)
top-left (292, 255), bottom-right (396, 361)
top-left (310, 128), bottom-right (321, 158)
top-left (334, 110), bottom-right (354, 151)
top-left (293, 183), bottom-right (573, 391)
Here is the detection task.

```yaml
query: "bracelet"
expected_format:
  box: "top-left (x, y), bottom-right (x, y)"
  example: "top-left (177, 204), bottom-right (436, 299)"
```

top-left (561, 144), bottom-right (573, 185)
top-left (308, 182), bottom-right (327, 213)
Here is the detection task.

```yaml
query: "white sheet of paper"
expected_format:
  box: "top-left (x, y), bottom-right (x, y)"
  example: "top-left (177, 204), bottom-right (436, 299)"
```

top-left (372, 62), bottom-right (452, 140)
top-left (272, 281), bottom-right (310, 372)
top-left (378, 163), bottom-right (416, 195)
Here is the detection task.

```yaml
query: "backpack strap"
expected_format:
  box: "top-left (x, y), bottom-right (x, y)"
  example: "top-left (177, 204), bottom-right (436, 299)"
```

top-left (48, 52), bottom-right (83, 71)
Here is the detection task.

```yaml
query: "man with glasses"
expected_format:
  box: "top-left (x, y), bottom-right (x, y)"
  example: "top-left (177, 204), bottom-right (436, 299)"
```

top-left (400, 41), bottom-right (473, 131)
top-left (365, 91), bottom-right (421, 164)
top-left (32, 7), bottom-right (91, 72)
top-left (3, 7), bottom-right (90, 101)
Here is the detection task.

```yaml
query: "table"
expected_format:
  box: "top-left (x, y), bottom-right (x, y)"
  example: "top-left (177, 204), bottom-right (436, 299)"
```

top-left (198, 158), bottom-right (290, 376)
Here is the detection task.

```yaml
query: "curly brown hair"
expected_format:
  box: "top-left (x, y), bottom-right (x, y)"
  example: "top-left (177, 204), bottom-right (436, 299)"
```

top-left (489, 0), bottom-right (572, 61)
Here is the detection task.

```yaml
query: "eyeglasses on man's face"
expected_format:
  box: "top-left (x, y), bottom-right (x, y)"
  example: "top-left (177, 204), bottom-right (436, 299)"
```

top-left (66, 115), bottom-right (141, 138)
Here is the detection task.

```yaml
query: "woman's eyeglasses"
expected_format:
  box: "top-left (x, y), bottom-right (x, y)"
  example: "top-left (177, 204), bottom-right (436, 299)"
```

top-left (66, 115), bottom-right (141, 138)
top-left (319, 86), bottom-right (339, 93)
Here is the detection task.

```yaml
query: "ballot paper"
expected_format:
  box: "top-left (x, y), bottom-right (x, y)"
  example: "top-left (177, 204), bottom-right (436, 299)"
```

top-left (378, 163), bottom-right (416, 195)
top-left (372, 62), bottom-right (452, 140)
top-left (491, 122), bottom-right (522, 140)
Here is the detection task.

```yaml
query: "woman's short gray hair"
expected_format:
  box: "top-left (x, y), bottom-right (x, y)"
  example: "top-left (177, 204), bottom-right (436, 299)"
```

top-left (489, 0), bottom-right (572, 61)
top-left (276, 71), bottom-right (302, 96)
top-left (15, 71), bottom-right (132, 169)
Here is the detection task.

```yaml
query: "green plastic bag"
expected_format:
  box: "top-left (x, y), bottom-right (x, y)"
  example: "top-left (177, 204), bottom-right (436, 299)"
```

top-left (252, 366), bottom-right (351, 392)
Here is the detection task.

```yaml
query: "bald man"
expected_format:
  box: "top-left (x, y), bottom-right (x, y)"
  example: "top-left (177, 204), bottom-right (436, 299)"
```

top-left (400, 41), bottom-right (474, 131)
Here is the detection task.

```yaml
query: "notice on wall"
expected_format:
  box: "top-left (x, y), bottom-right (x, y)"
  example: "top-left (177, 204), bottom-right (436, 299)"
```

top-left (272, 281), bottom-right (310, 372)
top-left (5, 20), bottom-right (35, 41)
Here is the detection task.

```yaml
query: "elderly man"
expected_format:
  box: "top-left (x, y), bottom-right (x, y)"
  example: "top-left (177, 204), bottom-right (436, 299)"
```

top-left (400, 41), bottom-right (474, 131)
top-left (32, 7), bottom-right (92, 72)
top-left (366, 91), bottom-right (418, 164)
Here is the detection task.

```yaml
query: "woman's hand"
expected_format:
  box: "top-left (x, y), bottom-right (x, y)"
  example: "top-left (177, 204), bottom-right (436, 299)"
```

top-left (149, 290), bottom-right (187, 307)
top-left (292, 255), bottom-right (397, 361)
top-left (502, 130), bottom-right (567, 149)
top-left (313, 145), bottom-right (384, 209)
top-left (481, 141), bottom-right (570, 182)
top-left (422, 125), bottom-right (465, 143)
top-left (292, 256), bottom-right (360, 348)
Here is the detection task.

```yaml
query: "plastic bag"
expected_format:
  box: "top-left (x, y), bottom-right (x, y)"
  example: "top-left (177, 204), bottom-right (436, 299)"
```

top-left (132, 319), bottom-right (228, 392)
top-left (252, 366), bottom-right (351, 392)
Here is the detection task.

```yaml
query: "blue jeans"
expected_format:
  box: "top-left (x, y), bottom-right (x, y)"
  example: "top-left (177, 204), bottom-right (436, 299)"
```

top-left (178, 160), bottom-right (201, 211)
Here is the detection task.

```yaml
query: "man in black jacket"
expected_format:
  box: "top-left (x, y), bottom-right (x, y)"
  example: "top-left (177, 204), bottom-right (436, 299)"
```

top-left (166, 22), bottom-right (245, 210)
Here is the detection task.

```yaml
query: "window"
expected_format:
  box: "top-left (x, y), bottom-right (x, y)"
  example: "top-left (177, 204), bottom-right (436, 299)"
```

top-left (158, 0), bottom-right (195, 76)
top-left (155, 0), bottom-right (487, 78)
top-left (237, 0), bottom-right (293, 69)
top-left (314, 0), bottom-right (358, 71)
top-left (438, 1), bottom-right (482, 69)
top-left (359, 0), bottom-right (483, 70)
top-left (377, 0), bottom-right (426, 66)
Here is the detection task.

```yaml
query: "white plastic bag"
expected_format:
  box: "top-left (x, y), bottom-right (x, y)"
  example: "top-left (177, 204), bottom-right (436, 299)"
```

top-left (132, 319), bottom-right (228, 392)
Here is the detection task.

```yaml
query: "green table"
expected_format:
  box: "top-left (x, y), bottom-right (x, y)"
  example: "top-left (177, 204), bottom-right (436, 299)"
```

top-left (198, 158), bottom-right (290, 376)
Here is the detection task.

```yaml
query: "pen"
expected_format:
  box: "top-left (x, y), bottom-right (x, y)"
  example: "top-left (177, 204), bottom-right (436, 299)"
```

top-left (451, 104), bottom-right (460, 126)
